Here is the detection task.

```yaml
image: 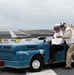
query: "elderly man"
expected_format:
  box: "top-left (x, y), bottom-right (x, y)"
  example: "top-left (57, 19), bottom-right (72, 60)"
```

top-left (56, 22), bottom-right (74, 69)
top-left (49, 24), bottom-right (64, 63)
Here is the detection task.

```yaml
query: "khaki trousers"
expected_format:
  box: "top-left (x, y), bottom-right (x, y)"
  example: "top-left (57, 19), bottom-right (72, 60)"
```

top-left (66, 43), bottom-right (74, 67)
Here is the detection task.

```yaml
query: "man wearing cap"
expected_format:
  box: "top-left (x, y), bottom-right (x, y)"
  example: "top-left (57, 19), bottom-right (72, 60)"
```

top-left (48, 24), bottom-right (64, 63)
top-left (56, 22), bottom-right (74, 69)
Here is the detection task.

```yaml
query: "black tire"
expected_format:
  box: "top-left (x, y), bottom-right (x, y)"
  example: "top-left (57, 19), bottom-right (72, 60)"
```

top-left (30, 56), bottom-right (43, 72)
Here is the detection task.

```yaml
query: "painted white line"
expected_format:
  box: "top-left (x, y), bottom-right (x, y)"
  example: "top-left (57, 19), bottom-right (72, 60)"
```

top-left (26, 69), bottom-right (57, 75)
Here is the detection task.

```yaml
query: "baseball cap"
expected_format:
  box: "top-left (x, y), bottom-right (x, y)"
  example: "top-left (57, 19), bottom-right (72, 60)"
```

top-left (54, 23), bottom-right (60, 27)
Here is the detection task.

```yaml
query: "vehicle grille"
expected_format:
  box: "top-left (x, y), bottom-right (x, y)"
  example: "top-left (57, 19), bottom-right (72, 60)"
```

top-left (0, 51), bottom-right (14, 61)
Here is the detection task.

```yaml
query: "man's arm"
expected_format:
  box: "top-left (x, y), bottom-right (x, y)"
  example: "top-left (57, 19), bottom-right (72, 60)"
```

top-left (63, 29), bottom-right (72, 39)
top-left (56, 29), bottom-right (72, 39)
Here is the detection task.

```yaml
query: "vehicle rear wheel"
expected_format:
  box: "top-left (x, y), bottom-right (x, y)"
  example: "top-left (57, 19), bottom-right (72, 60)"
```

top-left (30, 56), bottom-right (43, 72)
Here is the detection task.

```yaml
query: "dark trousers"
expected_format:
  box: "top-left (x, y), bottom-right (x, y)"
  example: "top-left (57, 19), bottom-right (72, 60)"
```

top-left (50, 44), bottom-right (64, 60)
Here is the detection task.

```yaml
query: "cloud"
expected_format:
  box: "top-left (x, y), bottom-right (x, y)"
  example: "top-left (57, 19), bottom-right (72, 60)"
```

top-left (0, 0), bottom-right (74, 30)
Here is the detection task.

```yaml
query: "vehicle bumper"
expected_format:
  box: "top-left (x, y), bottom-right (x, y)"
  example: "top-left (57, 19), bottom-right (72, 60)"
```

top-left (4, 60), bottom-right (30, 69)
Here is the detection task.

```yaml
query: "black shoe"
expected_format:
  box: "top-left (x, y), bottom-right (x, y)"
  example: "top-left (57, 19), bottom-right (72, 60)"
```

top-left (62, 67), bottom-right (72, 69)
top-left (49, 59), bottom-right (54, 63)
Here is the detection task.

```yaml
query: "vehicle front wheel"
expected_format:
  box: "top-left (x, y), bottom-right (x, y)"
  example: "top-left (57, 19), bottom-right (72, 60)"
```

top-left (30, 56), bottom-right (43, 72)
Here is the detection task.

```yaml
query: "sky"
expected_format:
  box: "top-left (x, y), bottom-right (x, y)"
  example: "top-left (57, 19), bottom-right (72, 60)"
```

top-left (0, 0), bottom-right (74, 30)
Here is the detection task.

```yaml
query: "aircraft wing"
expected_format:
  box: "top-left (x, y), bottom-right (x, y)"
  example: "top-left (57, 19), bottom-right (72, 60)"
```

top-left (10, 31), bottom-right (31, 38)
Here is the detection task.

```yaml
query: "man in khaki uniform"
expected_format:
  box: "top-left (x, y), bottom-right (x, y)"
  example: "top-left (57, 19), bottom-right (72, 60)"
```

top-left (56, 22), bottom-right (74, 69)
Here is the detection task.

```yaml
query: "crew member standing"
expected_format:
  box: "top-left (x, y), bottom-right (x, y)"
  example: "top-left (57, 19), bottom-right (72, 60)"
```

top-left (56, 22), bottom-right (74, 69)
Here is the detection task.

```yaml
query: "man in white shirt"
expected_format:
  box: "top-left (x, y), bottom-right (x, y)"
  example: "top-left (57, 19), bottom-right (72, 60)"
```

top-left (49, 24), bottom-right (64, 63)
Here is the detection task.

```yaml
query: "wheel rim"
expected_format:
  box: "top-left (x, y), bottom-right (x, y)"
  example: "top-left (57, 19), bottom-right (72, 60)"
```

top-left (32, 60), bottom-right (40, 69)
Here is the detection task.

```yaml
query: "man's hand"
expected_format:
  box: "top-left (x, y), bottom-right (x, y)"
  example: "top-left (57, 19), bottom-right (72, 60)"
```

top-left (47, 40), bottom-right (51, 43)
top-left (56, 35), bottom-right (63, 38)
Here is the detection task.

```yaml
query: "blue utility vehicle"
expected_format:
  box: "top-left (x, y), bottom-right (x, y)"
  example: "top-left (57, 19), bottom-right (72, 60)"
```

top-left (0, 41), bottom-right (67, 72)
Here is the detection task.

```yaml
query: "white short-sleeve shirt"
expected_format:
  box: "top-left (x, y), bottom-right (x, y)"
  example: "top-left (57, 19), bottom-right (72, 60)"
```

top-left (52, 31), bottom-right (64, 45)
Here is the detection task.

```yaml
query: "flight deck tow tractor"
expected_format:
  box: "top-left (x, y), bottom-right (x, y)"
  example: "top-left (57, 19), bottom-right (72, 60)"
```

top-left (0, 38), bottom-right (68, 72)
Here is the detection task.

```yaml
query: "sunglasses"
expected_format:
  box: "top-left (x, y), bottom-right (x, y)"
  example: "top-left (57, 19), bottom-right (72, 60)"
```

top-left (54, 27), bottom-right (60, 30)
